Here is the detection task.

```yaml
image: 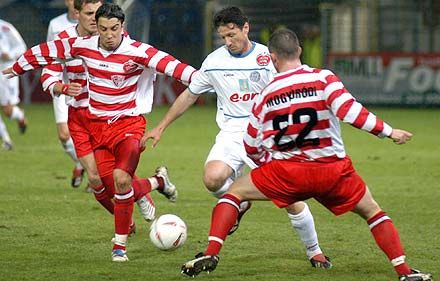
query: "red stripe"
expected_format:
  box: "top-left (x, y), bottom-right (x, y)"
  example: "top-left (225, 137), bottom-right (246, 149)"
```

top-left (58, 30), bottom-right (70, 39)
top-left (89, 98), bottom-right (136, 111)
top-left (131, 41), bottom-right (142, 48)
top-left (155, 55), bottom-right (175, 73)
top-left (74, 92), bottom-right (88, 101)
top-left (171, 63), bottom-right (186, 80)
top-left (88, 66), bottom-right (143, 80)
top-left (326, 87), bottom-right (348, 107)
top-left (243, 141), bottom-right (259, 155)
top-left (143, 46), bottom-right (159, 65)
top-left (335, 99), bottom-right (354, 120)
top-left (54, 40), bottom-right (67, 60)
top-left (89, 83), bottom-right (137, 96)
top-left (44, 63), bottom-right (63, 72)
top-left (351, 106), bottom-right (370, 129)
top-left (247, 123), bottom-right (258, 138)
top-left (65, 64), bottom-right (86, 73)
top-left (370, 118), bottom-right (384, 135)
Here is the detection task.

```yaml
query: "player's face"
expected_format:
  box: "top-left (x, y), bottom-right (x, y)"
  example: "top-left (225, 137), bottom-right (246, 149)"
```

top-left (217, 22), bottom-right (251, 55)
top-left (77, 2), bottom-right (102, 36)
top-left (97, 17), bottom-right (123, 51)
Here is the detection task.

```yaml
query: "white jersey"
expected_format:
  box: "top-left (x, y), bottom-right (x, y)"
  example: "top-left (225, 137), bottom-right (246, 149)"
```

top-left (189, 42), bottom-right (275, 132)
top-left (0, 19), bottom-right (26, 70)
top-left (13, 35), bottom-right (196, 119)
top-left (46, 13), bottom-right (77, 41)
top-left (244, 65), bottom-right (393, 165)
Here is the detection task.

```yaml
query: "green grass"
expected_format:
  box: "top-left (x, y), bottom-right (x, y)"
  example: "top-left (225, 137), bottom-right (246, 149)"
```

top-left (0, 104), bottom-right (438, 281)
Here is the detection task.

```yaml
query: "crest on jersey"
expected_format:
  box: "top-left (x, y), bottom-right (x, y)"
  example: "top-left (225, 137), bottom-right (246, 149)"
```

top-left (123, 60), bottom-right (139, 73)
top-left (256, 53), bottom-right (271, 66)
top-left (111, 75), bottom-right (125, 87)
top-left (249, 71), bottom-right (261, 82)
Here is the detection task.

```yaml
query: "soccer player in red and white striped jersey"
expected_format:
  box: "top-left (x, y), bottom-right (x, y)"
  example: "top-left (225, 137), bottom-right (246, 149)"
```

top-left (181, 29), bottom-right (432, 281)
top-left (40, 0), bottom-right (172, 237)
top-left (4, 3), bottom-right (196, 262)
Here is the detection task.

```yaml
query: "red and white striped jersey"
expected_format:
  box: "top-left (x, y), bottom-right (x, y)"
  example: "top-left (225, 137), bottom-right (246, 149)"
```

top-left (40, 25), bottom-right (89, 108)
top-left (244, 65), bottom-right (393, 165)
top-left (14, 35), bottom-right (196, 118)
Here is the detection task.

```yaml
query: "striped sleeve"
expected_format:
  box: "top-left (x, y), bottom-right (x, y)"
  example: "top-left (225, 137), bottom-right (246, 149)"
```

top-left (323, 71), bottom-right (392, 138)
top-left (141, 44), bottom-right (196, 84)
top-left (244, 100), bottom-right (269, 165)
top-left (12, 37), bottom-right (76, 75)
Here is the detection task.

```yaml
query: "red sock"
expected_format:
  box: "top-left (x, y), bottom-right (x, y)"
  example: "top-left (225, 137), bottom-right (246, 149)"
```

top-left (155, 175), bottom-right (165, 191)
top-left (93, 185), bottom-right (114, 214)
top-left (101, 174), bottom-right (115, 199)
top-left (205, 194), bottom-right (240, 256)
top-left (113, 189), bottom-right (134, 250)
top-left (368, 211), bottom-right (411, 276)
top-left (132, 175), bottom-right (153, 201)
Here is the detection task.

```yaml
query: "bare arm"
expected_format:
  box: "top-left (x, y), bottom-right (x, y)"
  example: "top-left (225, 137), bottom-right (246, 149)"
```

top-left (141, 88), bottom-right (199, 150)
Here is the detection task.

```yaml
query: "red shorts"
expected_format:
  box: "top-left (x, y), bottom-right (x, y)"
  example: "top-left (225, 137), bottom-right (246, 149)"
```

top-left (250, 157), bottom-right (366, 215)
top-left (67, 107), bottom-right (93, 158)
top-left (88, 114), bottom-right (146, 177)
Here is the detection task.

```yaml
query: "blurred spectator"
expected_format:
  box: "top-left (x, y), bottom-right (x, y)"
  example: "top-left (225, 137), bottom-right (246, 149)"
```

top-left (301, 24), bottom-right (322, 68)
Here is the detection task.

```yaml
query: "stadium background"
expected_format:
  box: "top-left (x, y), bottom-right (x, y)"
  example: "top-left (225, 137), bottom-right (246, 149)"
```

top-left (0, 0), bottom-right (439, 106)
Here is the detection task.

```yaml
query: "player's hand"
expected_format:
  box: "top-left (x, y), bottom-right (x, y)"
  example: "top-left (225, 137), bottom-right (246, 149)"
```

top-left (389, 129), bottom-right (413, 145)
top-left (141, 127), bottom-right (163, 150)
top-left (62, 82), bottom-right (82, 96)
top-left (2, 67), bottom-right (17, 79)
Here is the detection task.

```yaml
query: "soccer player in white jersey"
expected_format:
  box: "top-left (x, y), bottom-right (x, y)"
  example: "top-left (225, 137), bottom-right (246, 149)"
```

top-left (181, 28), bottom-right (432, 281)
top-left (0, 19), bottom-right (28, 150)
top-left (145, 6), bottom-right (330, 268)
top-left (3, 3), bottom-right (196, 262)
top-left (47, 0), bottom-right (83, 187)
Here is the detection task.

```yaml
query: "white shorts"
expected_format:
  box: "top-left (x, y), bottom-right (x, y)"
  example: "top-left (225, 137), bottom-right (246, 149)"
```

top-left (0, 76), bottom-right (20, 106)
top-left (205, 130), bottom-right (257, 178)
top-left (52, 94), bottom-right (68, 124)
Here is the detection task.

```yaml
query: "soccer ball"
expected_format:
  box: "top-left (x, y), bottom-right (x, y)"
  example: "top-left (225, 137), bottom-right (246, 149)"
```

top-left (149, 214), bottom-right (187, 250)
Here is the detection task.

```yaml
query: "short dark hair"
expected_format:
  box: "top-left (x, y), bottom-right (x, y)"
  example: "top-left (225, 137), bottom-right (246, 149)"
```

top-left (95, 3), bottom-right (125, 23)
top-left (268, 28), bottom-right (301, 59)
top-left (213, 6), bottom-right (248, 29)
top-left (74, 0), bottom-right (103, 11)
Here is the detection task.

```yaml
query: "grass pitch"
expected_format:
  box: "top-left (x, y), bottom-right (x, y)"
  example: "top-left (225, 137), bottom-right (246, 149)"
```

top-left (0, 104), bottom-right (438, 281)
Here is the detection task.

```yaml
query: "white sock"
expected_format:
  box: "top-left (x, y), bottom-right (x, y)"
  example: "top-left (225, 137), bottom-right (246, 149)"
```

top-left (62, 137), bottom-right (81, 167)
top-left (0, 115), bottom-right (12, 143)
top-left (148, 177), bottom-right (159, 190)
top-left (287, 203), bottom-right (322, 259)
top-left (10, 106), bottom-right (24, 121)
top-left (209, 177), bottom-right (233, 199)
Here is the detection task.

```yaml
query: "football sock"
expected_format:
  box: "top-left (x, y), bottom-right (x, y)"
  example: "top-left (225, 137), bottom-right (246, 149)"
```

top-left (113, 188), bottom-right (134, 251)
top-left (209, 178), bottom-right (233, 199)
top-left (0, 116), bottom-right (12, 143)
top-left (131, 176), bottom-right (153, 201)
top-left (93, 185), bottom-right (114, 214)
top-left (368, 211), bottom-right (411, 276)
top-left (205, 194), bottom-right (240, 256)
top-left (100, 174), bottom-right (115, 199)
top-left (62, 137), bottom-right (81, 167)
top-left (287, 202), bottom-right (322, 259)
top-left (154, 175), bottom-right (165, 192)
top-left (10, 106), bottom-right (24, 121)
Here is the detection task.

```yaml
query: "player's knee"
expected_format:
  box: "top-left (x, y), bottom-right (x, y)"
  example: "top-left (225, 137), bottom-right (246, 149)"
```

top-left (203, 171), bottom-right (226, 192)
top-left (113, 169), bottom-right (131, 192)
top-left (2, 105), bottom-right (12, 117)
top-left (87, 173), bottom-right (102, 188)
top-left (58, 132), bottom-right (71, 143)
